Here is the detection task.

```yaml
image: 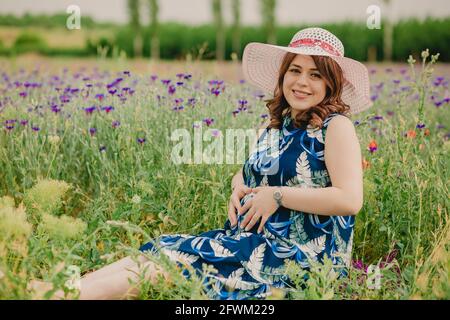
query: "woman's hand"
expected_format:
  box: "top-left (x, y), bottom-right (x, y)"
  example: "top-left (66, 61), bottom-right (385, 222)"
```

top-left (228, 183), bottom-right (253, 227)
top-left (239, 186), bottom-right (279, 233)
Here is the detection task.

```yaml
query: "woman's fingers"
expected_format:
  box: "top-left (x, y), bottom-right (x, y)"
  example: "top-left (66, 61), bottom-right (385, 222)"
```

top-left (245, 211), bottom-right (261, 231)
top-left (239, 197), bottom-right (252, 215)
top-left (231, 193), bottom-right (242, 213)
top-left (257, 216), bottom-right (269, 234)
top-left (241, 206), bottom-right (256, 229)
top-left (228, 200), bottom-right (237, 227)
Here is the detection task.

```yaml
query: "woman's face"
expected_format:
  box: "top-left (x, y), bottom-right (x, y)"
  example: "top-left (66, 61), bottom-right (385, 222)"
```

top-left (282, 54), bottom-right (327, 118)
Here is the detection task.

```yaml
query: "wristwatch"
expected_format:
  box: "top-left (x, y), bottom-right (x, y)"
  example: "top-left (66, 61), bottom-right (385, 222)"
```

top-left (273, 187), bottom-right (283, 208)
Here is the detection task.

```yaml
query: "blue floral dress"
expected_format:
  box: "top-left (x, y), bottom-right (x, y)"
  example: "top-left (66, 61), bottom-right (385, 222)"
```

top-left (140, 112), bottom-right (355, 299)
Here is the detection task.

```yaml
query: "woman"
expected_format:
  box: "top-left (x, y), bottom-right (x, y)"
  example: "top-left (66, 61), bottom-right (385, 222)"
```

top-left (31, 27), bottom-right (372, 300)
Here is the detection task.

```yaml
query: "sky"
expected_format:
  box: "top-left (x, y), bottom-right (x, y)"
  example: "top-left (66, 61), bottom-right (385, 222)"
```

top-left (0, 0), bottom-right (449, 25)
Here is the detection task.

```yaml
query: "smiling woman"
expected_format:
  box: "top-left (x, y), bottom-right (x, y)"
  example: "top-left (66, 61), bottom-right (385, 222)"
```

top-left (29, 27), bottom-right (373, 301)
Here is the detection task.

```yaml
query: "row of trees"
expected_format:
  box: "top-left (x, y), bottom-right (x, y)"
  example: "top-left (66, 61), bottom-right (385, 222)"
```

top-left (127, 0), bottom-right (278, 61)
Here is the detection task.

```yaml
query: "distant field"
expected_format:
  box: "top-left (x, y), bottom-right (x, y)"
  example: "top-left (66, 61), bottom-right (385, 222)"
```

top-left (1, 55), bottom-right (449, 84)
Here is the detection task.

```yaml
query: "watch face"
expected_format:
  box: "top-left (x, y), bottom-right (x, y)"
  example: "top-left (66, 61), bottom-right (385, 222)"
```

top-left (274, 190), bottom-right (282, 200)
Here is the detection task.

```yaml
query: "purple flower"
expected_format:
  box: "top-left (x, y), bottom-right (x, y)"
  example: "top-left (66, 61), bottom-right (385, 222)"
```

top-left (416, 123), bottom-right (426, 129)
top-left (174, 98), bottom-right (184, 105)
top-left (372, 115), bottom-right (383, 121)
top-left (99, 145), bottom-right (107, 152)
top-left (370, 94), bottom-right (379, 102)
top-left (95, 93), bottom-right (105, 101)
top-left (161, 79), bottom-right (171, 86)
top-left (239, 79), bottom-right (246, 84)
top-left (19, 92), bottom-right (27, 98)
top-left (112, 120), bottom-right (121, 128)
top-left (400, 68), bottom-right (407, 75)
top-left (261, 114), bottom-right (268, 119)
top-left (172, 106), bottom-right (184, 111)
top-left (436, 124), bottom-right (445, 130)
top-left (434, 100), bottom-right (443, 107)
top-left (187, 98), bottom-right (196, 106)
top-left (176, 73), bottom-right (185, 79)
top-left (137, 137), bottom-right (146, 145)
top-left (151, 75), bottom-right (158, 81)
top-left (123, 71), bottom-right (130, 76)
top-left (101, 106), bottom-right (114, 113)
top-left (89, 127), bottom-right (97, 136)
top-left (203, 118), bottom-right (214, 126)
top-left (238, 99), bottom-right (248, 107)
top-left (84, 106), bottom-right (96, 115)
top-left (211, 129), bottom-right (221, 137)
top-left (183, 74), bottom-right (192, 80)
top-left (32, 126), bottom-right (40, 132)
top-left (393, 79), bottom-right (401, 84)
top-left (211, 88), bottom-right (221, 96)
top-left (168, 85), bottom-right (176, 95)
top-left (176, 82), bottom-right (184, 86)
top-left (433, 76), bottom-right (444, 87)
top-left (20, 120), bottom-right (29, 126)
top-left (51, 105), bottom-right (62, 113)
top-left (108, 89), bottom-right (117, 95)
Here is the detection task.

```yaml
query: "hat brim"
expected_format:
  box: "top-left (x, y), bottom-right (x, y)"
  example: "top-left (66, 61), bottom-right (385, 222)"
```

top-left (242, 42), bottom-right (373, 115)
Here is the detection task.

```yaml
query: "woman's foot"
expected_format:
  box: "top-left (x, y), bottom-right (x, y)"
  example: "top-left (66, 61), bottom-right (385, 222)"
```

top-left (28, 280), bottom-right (74, 300)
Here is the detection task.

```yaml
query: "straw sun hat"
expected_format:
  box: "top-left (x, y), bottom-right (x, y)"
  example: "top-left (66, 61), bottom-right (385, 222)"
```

top-left (242, 27), bottom-right (373, 114)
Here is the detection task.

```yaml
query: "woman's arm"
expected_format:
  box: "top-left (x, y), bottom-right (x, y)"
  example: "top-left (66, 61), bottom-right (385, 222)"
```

top-left (279, 115), bottom-right (363, 216)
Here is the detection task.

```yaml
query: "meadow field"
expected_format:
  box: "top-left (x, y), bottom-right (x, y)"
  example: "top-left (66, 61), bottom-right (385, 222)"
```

top-left (0, 53), bottom-right (448, 299)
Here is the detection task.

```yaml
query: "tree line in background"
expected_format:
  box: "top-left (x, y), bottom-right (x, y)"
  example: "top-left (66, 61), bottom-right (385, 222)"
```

top-left (0, 0), bottom-right (449, 62)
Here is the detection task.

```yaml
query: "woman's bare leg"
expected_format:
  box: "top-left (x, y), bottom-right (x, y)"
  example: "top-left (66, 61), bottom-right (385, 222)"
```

top-left (78, 255), bottom-right (169, 300)
top-left (30, 254), bottom-right (170, 300)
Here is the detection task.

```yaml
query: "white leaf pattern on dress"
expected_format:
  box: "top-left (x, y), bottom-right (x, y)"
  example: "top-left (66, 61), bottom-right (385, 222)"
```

top-left (294, 234), bottom-right (326, 260)
top-left (306, 125), bottom-right (324, 144)
top-left (296, 151), bottom-right (313, 187)
top-left (210, 240), bottom-right (234, 257)
top-left (244, 243), bottom-right (271, 284)
top-left (161, 248), bottom-right (199, 265)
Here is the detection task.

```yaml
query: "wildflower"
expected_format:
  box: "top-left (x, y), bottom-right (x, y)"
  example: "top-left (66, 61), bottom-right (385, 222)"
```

top-left (84, 106), bottom-right (96, 115)
top-left (393, 79), bottom-right (401, 84)
top-left (108, 89), bottom-right (117, 95)
top-left (416, 123), bottom-right (425, 130)
top-left (24, 179), bottom-right (71, 216)
top-left (172, 106), bottom-right (184, 111)
top-left (184, 74), bottom-right (192, 80)
top-left (187, 98), bottom-right (196, 106)
top-left (123, 70), bottom-right (130, 76)
top-left (261, 114), bottom-right (268, 119)
top-left (31, 126), bottom-right (40, 132)
top-left (174, 98), bottom-right (184, 105)
top-left (372, 115), bottom-right (383, 121)
top-left (89, 128), bottom-right (97, 136)
top-left (405, 130), bottom-right (416, 138)
top-left (131, 195), bottom-right (141, 204)
top-left (137, 137), bottom-right (146, 145)
top-left (151, 75), bottom-right (158, 82)
top-left (368, 140), bottom-right (378, 153)
top-left (211, 129), bottom-right (221, 137)
top-left (38, 213), bottom-right (86, 240)
top-left (48, 135), bottom-right (60, 145)
top-left (176, 82), bottom-right (184, 86)
top-left (112, 120), bottom-right (121, 128)
top-left (99, 145), bottom-right (106, 152)
top-left (203, 118), bottom-right (214, 126)
top-left (20, 120), bottom-right (29, 126)
top-left (101, 106), bottom-right (114, 113)
top-left (211, 88), bottom-right (221, 96)
top-left (0, 204), bottom-right (32, 240)
top-left (370, 94), bottom-right (378, 102)
top-left (407, 55), bottom-right (416, 65)
top-left (95, 93), bottom-right (104, 101)
top-left (19, 92), bottom-right (27, 98)
top-left (240, 79), bottom-right (246, 84)
top-left (424, 128), bottom-right (430, 136)
top-left (161, 79), bottom-right (171, 86)
top-left (421, 48), bottom-right (429, 60)
top-left (168, 85), bottom-right (176, 95)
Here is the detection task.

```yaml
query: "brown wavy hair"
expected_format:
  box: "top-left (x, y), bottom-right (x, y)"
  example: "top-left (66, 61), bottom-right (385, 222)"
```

top-left (265, 52), bottom-right (350, 130)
